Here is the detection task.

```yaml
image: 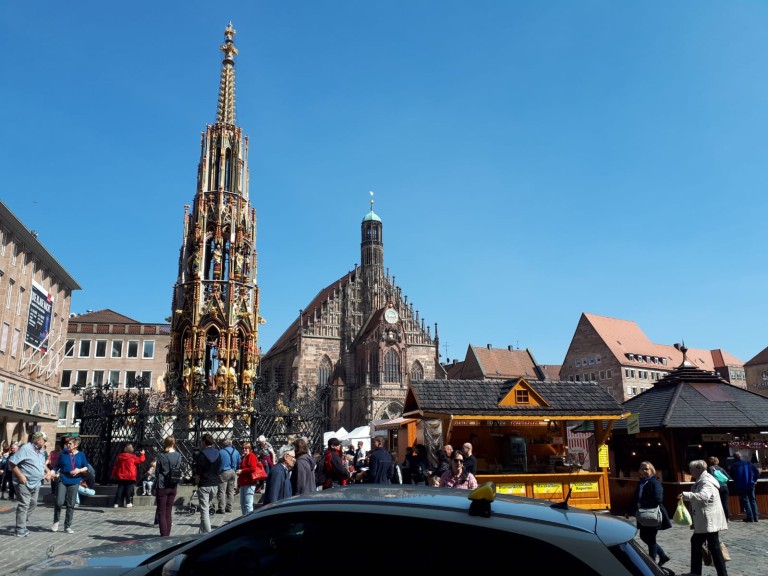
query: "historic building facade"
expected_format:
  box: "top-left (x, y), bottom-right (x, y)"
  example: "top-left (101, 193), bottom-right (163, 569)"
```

top-left (260, 199), bottom-right (445, 431)
top-left (59, 309), bottom-right (170, 436)
top-left (561, 312), bottom-right (745, 403)
top-left (166, 24), bottom-right (262, 411)
top-left (0, 201), bottom-right (80, 442)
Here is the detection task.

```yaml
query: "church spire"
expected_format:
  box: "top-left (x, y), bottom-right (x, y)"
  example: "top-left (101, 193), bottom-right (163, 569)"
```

top-left (216, 22), bottom-right (238, 125)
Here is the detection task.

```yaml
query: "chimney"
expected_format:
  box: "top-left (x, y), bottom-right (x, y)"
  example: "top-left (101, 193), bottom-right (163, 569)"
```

top-left (508, 345), bottom-right (513, 351)
top-left (487, 344), bottom-right (492, 350)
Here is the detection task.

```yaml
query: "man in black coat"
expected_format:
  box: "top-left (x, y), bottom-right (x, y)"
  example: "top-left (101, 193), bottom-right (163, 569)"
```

top-left (365, 437), bottom-right (393, 484)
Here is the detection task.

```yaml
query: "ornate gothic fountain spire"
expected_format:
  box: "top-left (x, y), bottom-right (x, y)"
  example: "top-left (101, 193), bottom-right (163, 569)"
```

top-left (217, 22), bottom-right (237, 125)
top-left (168, 23), bottom-right (260, 413)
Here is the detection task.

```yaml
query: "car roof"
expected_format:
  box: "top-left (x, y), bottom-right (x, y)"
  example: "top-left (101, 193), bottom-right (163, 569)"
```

top-left (253, 484), bottom-right (636, 546)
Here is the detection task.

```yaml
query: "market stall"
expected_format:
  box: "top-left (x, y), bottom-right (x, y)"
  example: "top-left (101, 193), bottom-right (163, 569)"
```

top-left (391, 377), bottom-right (628, 511)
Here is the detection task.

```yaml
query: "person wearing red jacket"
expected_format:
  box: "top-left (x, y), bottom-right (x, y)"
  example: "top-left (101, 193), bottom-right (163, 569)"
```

top-left (111, 444), bottom-right (146, 508)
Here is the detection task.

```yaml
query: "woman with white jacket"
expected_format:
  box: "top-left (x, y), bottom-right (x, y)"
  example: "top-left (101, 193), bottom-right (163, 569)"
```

top-left (678, 459), bottom-right (729, 576)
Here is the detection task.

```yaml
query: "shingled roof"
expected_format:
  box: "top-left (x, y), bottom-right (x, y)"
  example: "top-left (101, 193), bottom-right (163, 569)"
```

top-left (403, 378), bottom-right (627, 419)
top-left (618, 362), bottom-right (768, 429)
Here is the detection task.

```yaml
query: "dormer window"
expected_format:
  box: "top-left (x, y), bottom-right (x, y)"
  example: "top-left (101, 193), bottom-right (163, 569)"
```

top-left (628, 353), bottom-right (635, 361)
top-left (515, 389), bottom-right (530, 404)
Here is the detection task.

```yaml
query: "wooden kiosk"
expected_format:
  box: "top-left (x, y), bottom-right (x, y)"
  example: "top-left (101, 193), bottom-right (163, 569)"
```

top-left (385, 377), bottom-right (628, 511)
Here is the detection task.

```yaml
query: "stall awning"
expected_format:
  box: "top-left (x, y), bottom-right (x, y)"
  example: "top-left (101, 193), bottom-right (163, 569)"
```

top-left (373, 417), bottom-right (417, 431)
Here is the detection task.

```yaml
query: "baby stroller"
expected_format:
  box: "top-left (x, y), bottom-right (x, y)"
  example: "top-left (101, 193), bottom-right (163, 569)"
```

top-left (187, 487), bottom-right (216, 516)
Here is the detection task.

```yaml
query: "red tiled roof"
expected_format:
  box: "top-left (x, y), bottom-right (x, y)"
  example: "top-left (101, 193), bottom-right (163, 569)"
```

top-left (69, 309), bottom-right (141, 324)
top-left (471, 346), bottom-right (539, 379)
top-left (582, 313), bottom-right (742, 371)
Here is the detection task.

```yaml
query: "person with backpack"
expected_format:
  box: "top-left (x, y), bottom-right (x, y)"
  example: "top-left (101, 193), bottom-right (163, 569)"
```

top-left (321, 437), bottom-right (350, 489)
top-left (154, 435), bottom-right (183, 537)
top-left (194, 433), bottom-right (221, 534)
top-left (216, 438), bottom-right (241, 514)
top-left (708, 456), bottom-right (732, 522)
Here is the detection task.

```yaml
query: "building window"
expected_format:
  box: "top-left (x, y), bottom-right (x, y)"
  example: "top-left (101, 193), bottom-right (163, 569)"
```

top-left (65, 339), bottom-right (75, 357)
top-left (607, 369), bottom-right (612, 378)
top-left (318, 357), bottom-right (332, 388)
top-left (410, 361), bottom-right (424, 382)
top-left (5, 279), bottom-right (13, 309)
top-left (590, 372), bottom-right (596, 381)
top-left (6, 383), bottom-right (15, 406)
top-left (0, 322), bottom-right (8, 353)
top-left (574, 375), bottom-right (580, 381)
top-left (127, 340), bottom-right (139, 358)
top-left (111, 340), bottom-right (123, 358)
top-left (515, 389), bottom-right (530, 404)
top-left (599, 370), bottom-right (605, 380)
top-left (44, 394), bottom-right (51, 415)
top-left (383, 349), bottom-right (401, 383)
top-left (58, 400), bottom-right (68, 421)
top-left (16, 286), bottom-right (24, 316)
top-left (61, 370), bottom-right (72, 388)
top-left (596, 355), bottom-right (601, 364)
top-left (10, 328), bottom-right (20, 357)
top-left (95, 340), bottom-right (107, 358)
top-left (626, 385), bottom-right (632, 396)
top-left (76, 370), bottom-right (88, 387)
top-left (568, 375), bottom-right (574, 382)
top-left (0, 381), bottom-right (4, 405)
top-left (92, 370), bottom-right (105, 387)
top-left (575, 359), bottom-right (581, 368)
top-left (79, 340), bottom-right (91, 358)
top-left (126, 371), bottom-right (138, 388)
top-left (108, 370), bottom-right (121, 387)
top-left (632, 386), bottom-right (638, 396)
top-left (17, 387), bottom-right (25, 409)
top-left (143, 340), bottom-right (155, 359)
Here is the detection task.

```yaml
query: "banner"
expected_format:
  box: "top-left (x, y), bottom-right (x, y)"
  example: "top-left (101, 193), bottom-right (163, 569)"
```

top-left (25, 280), bottom-right (53, 352)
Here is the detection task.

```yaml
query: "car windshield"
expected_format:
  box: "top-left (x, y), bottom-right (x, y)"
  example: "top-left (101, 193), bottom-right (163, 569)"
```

top-left (609, 539), bottom-right (666, 575)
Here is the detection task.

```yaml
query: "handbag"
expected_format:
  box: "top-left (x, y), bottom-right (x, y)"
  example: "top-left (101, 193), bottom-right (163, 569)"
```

top-left (672, 499), bottom-right (692, 526)
top-left (247, 461), bottom-right (268, 484)
top-left (636, 505), bottom-right (662, 527)
top-left (712, 468), bottom-right (729, 486)
top-left (702, 542), bottom-right (730, 566)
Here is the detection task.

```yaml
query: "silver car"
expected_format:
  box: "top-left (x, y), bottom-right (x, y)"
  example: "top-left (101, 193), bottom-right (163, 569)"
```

top-left (13, 485), bottom-right (665, 575)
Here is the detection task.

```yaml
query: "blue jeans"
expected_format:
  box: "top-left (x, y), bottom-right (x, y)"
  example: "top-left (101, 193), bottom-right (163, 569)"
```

top-left (739, 485), bottom-right (759, 521)
top-left (239, 485), bottom-right (255, 515)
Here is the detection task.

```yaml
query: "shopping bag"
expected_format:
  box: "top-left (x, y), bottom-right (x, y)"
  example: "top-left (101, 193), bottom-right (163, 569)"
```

top-left (672, 499), bottom-right (692, 526)
top-left (702, 543), bottom-right (712, 566)
top-left (720, 542), bottom-right (731, 562)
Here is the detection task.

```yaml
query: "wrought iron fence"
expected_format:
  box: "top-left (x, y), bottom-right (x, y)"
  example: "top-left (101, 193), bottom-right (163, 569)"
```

top-left (76, 380), bottom-right (330, 485)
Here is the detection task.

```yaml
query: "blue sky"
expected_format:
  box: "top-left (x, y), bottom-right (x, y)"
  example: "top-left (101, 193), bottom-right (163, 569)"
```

top-left (2, 2), bottom-right (767, 366)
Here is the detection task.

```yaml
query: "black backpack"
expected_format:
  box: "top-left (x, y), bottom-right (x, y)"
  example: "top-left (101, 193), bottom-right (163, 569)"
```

top-left (163, 453), bottom-right (183, 486)
top-left (314, 457), bottom-right (326, 487)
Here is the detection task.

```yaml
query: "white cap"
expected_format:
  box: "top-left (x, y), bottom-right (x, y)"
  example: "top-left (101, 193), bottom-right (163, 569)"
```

top-left (257, 435), bottom-right (266, 443)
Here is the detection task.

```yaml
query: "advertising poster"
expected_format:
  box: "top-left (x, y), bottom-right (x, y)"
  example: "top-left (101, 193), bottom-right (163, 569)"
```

top-left (25, 280), bottom-right (53, 352)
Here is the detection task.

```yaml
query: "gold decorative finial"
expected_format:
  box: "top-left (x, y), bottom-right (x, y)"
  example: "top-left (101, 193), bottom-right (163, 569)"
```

top-left (369, 190), bottom-right (374, 210)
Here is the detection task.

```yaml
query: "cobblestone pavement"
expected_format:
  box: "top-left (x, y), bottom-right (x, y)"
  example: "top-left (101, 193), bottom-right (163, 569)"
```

top-left (2, 499), bottom-right (767, 575)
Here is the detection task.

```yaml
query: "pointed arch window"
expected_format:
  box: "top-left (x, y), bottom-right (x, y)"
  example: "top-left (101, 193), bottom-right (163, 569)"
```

top-left (383, 348), bottom-right (401, 383)
top-left (370, 349), bottom-right (380, 386)
top-left (410, 361), bottom-right (424, 382)
top-left (224, 148), bottom-right (233, 191)
top-left (318, 356), bottom-right (332, 389)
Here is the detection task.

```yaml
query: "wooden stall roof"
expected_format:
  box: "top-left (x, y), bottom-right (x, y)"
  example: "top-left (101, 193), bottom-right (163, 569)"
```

top-left (617, 362), bottom-right (768, 430)
top-left (402, 378), bottom-right (628, 421)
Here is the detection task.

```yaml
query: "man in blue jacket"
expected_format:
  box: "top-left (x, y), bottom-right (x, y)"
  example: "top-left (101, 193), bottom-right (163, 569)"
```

top-left (729, 450), bottom-right (760, 522)
top-left (262, 449), bottom-right (295, 505)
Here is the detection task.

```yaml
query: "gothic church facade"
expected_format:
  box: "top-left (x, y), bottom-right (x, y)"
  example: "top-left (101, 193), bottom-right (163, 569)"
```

top-left (260, 200), bottom-right (445, 431)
